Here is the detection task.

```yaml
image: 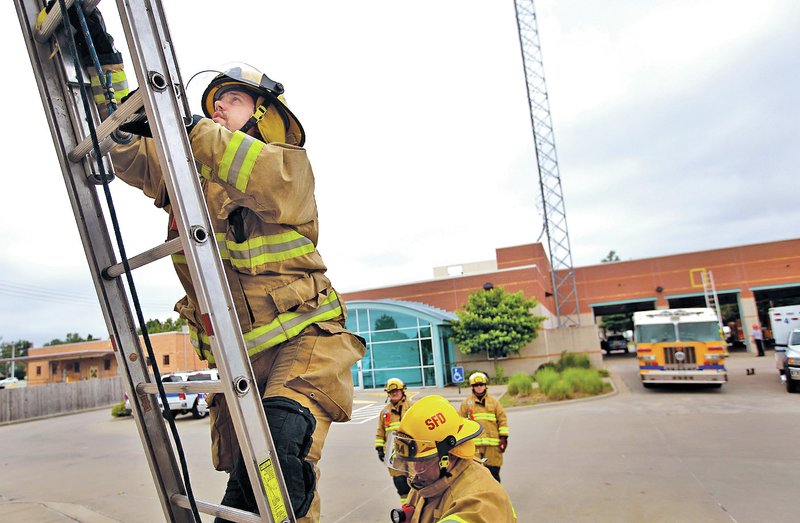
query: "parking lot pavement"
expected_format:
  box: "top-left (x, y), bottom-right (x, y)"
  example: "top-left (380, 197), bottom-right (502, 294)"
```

top-left (3, 350), bottom-right (799, 522)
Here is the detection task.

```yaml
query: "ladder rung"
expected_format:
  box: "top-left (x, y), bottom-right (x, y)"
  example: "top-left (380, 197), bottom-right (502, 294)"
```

top-left (34, 0), bottom-right (101, 43)
top-left (68, 89), bottom-right (144, 162)
top-left (137, 381), bottom-right (225, 395)
top-left (170, 493), bottom-right (263, 523)
top-left (102, 237), bottom-right (182, 279)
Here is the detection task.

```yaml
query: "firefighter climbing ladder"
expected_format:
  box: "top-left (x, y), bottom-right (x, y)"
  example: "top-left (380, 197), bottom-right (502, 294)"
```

top-left (14, 0), bottom-right (294, 521)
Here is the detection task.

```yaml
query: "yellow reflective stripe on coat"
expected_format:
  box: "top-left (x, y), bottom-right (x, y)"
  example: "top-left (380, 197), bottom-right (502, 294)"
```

top-left (473, 413), bottom-right (497, 422)
top-left (224, 230), bottom-right (315, 269)
top-left (375, 438), bottom-right (385, 447)
top-left (197, 291), bottom-right (343, 364)
top-left (499, 426), bottom-right (509, 436)
top-left (174, 231), bottom-right (313, 268)
top-left (473, 437), bottom-right (501, 446)
top-left (90, 71), bottom-right (129, 103)
top-left (188, 326), bottom-right (213, 361)
top-left (387, 422), bottom-right (400, 431)
top-left (437, 515), bottom-right (470, 523)
top-left (218, 131), bottom-right (264, 192)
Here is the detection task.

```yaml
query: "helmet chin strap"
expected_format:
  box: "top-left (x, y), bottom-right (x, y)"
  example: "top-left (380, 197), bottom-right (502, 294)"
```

top-left (239, 103), bottom-right (268, 136)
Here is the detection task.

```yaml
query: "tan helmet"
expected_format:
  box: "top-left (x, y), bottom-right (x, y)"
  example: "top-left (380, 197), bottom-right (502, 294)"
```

top-left (384, 378), bottom-right (406, 393)
top-left (200, 63), bottom-right (305, 146)
top-left (468, 372), bottom-right (489, 387)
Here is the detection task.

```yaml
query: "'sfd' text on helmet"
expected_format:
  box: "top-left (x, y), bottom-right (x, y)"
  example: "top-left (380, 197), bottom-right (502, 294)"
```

top-left (425, 412), bottom-right (447, 430)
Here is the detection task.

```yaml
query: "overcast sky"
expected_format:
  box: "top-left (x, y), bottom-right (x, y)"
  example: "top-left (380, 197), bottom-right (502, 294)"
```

top-left (2, 0), bottom-right (798, 347)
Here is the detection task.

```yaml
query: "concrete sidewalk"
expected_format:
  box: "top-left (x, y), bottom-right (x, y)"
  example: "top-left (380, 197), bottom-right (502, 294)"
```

top-left (354, 383), bottom-right (509, 405)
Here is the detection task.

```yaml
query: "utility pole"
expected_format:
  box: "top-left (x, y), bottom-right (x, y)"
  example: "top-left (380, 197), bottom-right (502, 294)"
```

top-left (513, 0), bottom-right (581, 328)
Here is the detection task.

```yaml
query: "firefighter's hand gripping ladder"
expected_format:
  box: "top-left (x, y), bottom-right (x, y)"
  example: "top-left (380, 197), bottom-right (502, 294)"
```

top-left (14, 1), bottom-right (296, 521)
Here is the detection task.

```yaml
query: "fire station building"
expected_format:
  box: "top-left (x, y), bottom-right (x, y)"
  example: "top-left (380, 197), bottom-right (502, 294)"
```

top-left (341, 237), bottom-right (800, 389)
top-left (13, 238), bottom-right (799, 390)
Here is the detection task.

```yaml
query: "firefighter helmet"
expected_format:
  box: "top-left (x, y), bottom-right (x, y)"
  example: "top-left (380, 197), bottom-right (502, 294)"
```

top-left (384, 378), bottom-right (406, 393)
top-left (200, 63), bottom-right (305, 146)
top-left (395, 395), bottom-right (481, 461)
top-left (469, 372), bottom-right (489, 386)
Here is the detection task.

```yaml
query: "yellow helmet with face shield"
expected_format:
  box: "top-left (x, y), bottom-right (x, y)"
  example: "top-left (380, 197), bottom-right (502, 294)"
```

top-left (469, 372), bottom-right (489, 386)
top-left (385, 395), bottom-right (482, 488)
top-left (200, 63), bottom-right (305, 146)
top-left (384, 378), bottom-right (406, 393)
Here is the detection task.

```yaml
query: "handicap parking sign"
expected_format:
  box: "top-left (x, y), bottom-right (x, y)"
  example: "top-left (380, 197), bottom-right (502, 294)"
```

top-left (451, 366), bottom-right (465, 384)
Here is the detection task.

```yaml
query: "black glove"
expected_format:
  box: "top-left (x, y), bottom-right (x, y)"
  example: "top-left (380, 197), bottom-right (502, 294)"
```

top-left (119, 89), bottom-right (205, 139)
top-left (376, 447), bottom-right (385, 463)
top-left (46, 1), bottom-right (122, 66)
top-left (185, 114), bottom-right (204, 135)
top-left (499, 436), bottom-right (508, 453)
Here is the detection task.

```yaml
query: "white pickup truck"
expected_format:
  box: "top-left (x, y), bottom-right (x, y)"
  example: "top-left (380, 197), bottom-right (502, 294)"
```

top-left (159, 369), bottom-right (219, 418)
top-left (768, 305), bottom-right (800, 393)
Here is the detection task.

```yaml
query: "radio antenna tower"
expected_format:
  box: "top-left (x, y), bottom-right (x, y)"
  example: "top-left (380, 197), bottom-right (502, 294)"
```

top-left (513, 0), bottom-right (580, 327)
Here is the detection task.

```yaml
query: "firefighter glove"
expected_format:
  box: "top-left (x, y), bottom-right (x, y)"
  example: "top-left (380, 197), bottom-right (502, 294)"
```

top-left (376, 447), bottom-right (385, 463)
top-left (499, 435), bottom-right (508, 453)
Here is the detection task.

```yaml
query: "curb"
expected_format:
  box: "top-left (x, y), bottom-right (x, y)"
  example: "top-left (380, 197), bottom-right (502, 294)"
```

top-left (501, 375), bottom-right (618, 412)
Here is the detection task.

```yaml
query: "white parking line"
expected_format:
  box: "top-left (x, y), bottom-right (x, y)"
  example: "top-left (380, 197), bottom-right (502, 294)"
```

top-left (347, 403), bottom-right (384, 424)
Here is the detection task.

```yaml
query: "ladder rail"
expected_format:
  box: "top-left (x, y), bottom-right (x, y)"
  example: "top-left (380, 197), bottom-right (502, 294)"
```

top-left (14, 1), bottom-right (191, 521)
top-left (115, 0), bottom-right (295, 520)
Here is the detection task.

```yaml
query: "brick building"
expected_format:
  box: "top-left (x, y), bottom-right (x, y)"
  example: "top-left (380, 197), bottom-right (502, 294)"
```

top-left (20, 331), bottom-right (205, 386)
top-left (340, 238), bottom-right (800, 387)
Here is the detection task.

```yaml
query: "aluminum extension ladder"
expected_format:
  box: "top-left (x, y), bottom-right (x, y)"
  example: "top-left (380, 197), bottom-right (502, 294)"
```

top-left (701, 270), bottom-right (724, 330)
top-left (14, 0), bottom-right (295, 521)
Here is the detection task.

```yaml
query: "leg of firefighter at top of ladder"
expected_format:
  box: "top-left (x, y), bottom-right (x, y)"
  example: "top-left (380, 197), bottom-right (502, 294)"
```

top-left (14, 1), bottom-right (295, 522)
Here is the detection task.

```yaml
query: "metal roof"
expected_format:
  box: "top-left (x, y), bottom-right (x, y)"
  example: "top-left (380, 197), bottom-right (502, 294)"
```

top-left (346, 299), bottom-right (457, 323)
top-left (7, 349), bottom-right (114, 362)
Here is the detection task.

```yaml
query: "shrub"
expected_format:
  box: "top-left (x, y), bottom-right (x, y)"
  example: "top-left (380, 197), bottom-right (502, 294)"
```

top-left (111, 400), bottom-right (130, 417)
top-left (562, 367), bottom-right (604, 394)
top-left (534, 367), bottom-right (560, 395)
top-left (546, 379), bottom-right (573, 400)
top-left (557, 351), bottom-right (591, 371)
top-left (507, 372), bottom-right (533, 396)
top-left (536, 361), bottom-right (558, 373)
top-left (493, 362), bottom-right (506, 384)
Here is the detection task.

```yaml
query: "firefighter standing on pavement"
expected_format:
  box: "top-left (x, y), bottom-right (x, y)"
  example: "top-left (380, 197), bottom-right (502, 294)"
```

top-left (52, 6), bottom-right (366, 522)
top-left (459, 372), bottom-right (509, 482)
top-left (375, 378), bottom-right (413, 503)
top-left (386, 394), bottom-right (516, 522)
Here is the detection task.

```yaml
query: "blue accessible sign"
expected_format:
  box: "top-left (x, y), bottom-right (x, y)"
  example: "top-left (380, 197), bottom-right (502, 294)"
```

top-left (451, 366), bottom-right (465, 384)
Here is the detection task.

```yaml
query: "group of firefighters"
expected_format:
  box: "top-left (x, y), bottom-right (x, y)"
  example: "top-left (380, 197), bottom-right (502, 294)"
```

top-left (49, 3), bottom-right (517, 521)
top-left (375, 374), bottom-right (516, 521)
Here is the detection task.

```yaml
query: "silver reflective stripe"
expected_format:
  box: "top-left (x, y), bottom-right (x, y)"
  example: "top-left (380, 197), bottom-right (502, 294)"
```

top-left (227, 236), bottom-right (313, 264)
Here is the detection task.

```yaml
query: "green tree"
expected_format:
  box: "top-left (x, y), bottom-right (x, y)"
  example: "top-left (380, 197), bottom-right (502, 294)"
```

top-left (138, 317), bottom-right (187, 335)
top-left (600, 313), bottom-right (631, 334)
top-left (601, 250), bottom-right (621, 263)
top-left (450, 287), bottom-right (545, 359)
top-left (0, 339), bottom-right (32, 379)
top-left (44, 333), bottom-right (99, 346)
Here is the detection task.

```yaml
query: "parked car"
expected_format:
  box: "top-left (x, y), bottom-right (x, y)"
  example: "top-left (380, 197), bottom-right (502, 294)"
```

top-left (783, 328), bottom-right (800, 393)
top-left (185, 369), bottom-right (219, 418)
top-left (603, 335), bottom-right (629, 354)
top-left (0, 376), bottom-right (20, 389)
top-left (158, 370), bottom-right (218, 419)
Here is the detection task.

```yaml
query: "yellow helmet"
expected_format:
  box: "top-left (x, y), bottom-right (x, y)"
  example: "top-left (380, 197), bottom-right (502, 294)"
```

top-left (200, 63), bottom-right (305, 146)
top-left (469, 372), bottom-right (489, 386)
top-left (395, 395), bottom-right (481, 461)
top-left (384, 378), bottom-right (406, 393)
